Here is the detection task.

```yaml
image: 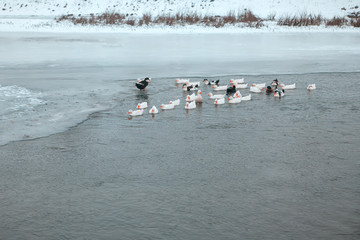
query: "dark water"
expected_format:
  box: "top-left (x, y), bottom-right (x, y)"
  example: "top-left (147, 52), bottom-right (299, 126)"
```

top-left (1, 72), bottom-right (360, 240)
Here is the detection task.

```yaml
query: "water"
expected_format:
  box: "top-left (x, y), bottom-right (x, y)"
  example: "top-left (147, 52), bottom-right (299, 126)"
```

top-left (0, 32), bottom-right (360, 239)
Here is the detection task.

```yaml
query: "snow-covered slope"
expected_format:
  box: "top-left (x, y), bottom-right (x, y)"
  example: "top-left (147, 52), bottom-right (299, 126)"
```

top-left (1, 0), bottom-right (359, 19)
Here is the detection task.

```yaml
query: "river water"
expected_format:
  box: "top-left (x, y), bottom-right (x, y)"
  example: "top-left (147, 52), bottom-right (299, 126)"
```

top-left (0, 32), bottom-right (359, 239)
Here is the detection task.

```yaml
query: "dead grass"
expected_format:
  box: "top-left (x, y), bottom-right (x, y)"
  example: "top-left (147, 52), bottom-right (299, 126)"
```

top-left (55, 10), bottom-right (358, 29)
top-left (326, 17), bottom-right (347, 27)
top-left (277, 13), bottom-right (323, 26)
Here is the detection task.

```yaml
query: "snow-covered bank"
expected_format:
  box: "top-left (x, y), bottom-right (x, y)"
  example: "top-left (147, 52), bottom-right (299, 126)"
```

top-left (1, 0), bottom-right (359, 19)
top-left (1, 0), bottom-right (359, 33)
top-left (1, 17), bottom-right (360, 33)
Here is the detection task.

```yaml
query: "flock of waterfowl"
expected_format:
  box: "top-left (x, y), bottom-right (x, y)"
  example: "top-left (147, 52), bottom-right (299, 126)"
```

top-left (128, 77), bottom-right (316, 117)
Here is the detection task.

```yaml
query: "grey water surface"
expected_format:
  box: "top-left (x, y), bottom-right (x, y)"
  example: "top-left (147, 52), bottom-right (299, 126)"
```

top-left (1, 72), bottom-right (360, 240)
top-left (0, 32), bottom-right (360, 240)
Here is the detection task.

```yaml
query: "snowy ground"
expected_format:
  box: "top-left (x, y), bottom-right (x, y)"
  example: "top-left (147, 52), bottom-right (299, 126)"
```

top-left (0, 0), bottom-right (359, 33)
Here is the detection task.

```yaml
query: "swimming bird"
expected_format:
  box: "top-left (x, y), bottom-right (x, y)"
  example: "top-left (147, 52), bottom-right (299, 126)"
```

top-left (241, 94), bottom-right (251, 101)
top-left (266, 86), bottom-right (273, 93)
top-left (170, 99), bottom-right (180, 105)
top-left (182, 83), bottom-right (199, 91)
top-left (195, 90), bottom-right (203, 103)
top-left (203, 79), bottom-right (217, 85)
top-left (160, 103), bottom-right (175, 110)
top-left (208, 92), bottom-right (225, 99)
top-left (234, 83), bottom-right (248, 89)
top-left (135, 77), bottom-right (151, 90)
top-left (149, 106), bottom-right (159, 114)
top-left (175, 78), bottom-right (190, 84)
top-left (250, 86), bottom-right (262, 93)
top-left (228, 96), bottom-right (242, 104)
top-left (212, 85), bottom-right (228, 91)
top-left (214, 98), bottom-right (225, 105)
top-left (274, 89), bottom-right (285, 97)
top-left (185, 101), bottom-right (196, 109)
top-left (226, 85), bottom-right (237, 94)
top-left (186, 93), bottom-right (196, 102)
top-left (128, 109), bottom-right (144, 116)
top-left (251, 83), bottom-right (266, 89)
top-left (229, 78), bottom-right (244, 84)
top-left (282, 83), bottom-right (296, 90)
top-left (307, 84), bottom-right (316, 90)
top-left (136, 102), bottom-right (148, 109)
top-left (233, 91), bottom-right (242, 99)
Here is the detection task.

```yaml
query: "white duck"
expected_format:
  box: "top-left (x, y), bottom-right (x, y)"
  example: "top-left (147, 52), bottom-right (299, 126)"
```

top-left (234, 83), bottom-right (248, 89)
top-left (212, 85), bottom-right (228, 91)
top-left (128, 109), bottom-right (144, 116)
top-left (274, 89), bottom-right (285, 97)
top-left (251, 83), bottom-right (266, 89)
top-left (228, 96), bottom-right (242, 104)
top-left (241, 94), bottom-right (252, 101)
top-left (208, 92), bottom-right (225, 99)
top-left (214, 98), bottom-right (225, 105)
top-left (307, 84), bottom-right (316, 90)
top-left (185, 101), bottom-right (196, 109)
top-left (169, 99), bottom-right (180, 105)
top-left (195, 90), bottom-right (203, 103)
top-left (282, 83), bottom-right (296, 90)
top-left (186, 93), bottom-right (196, 102)
top-left (160, 103), bottom-right (175, 110)
top-left (149, 106), bottom-right (159, 114)
top-left (175, 78), bottom-right (190, 84)
top-left (229, 78), bottom-right (244, 84)
top-left (136, 102), bottom-right (148, 109)
top-left (250, 86), bottom-right (262, 93)
top-left (233, 91), bottom-right (242, 99)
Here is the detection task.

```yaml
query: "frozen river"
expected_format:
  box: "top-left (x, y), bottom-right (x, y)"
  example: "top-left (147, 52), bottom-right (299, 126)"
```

top-left (0, 32), bottom-right (360, 239)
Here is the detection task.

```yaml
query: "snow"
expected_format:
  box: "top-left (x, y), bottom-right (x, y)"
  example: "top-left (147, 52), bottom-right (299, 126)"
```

top-left (0, 0), bottom-right (359, 33)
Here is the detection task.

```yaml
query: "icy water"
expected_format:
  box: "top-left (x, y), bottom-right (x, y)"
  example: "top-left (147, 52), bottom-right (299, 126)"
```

top-left (0, 32), bottom-right (360, 239)
top-left (1, 72), bottom-right (360, 240)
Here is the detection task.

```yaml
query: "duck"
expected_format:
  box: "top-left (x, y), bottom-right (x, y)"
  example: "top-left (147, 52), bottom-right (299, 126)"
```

top-left (251, 83), bottom-right (266, 89)
top-left (233, 91), bottom-right (242, 98)
top-left (160, 103), bottom-right (175, 110)
top-left (149, 106), bottom-right (159, 114)
top-left (274, 89), bottom-right (285, 97)
top-left (169, 99), bottom-right (180, 105)
top-left (175, 78), bottom-right (190, 84)
top-left (182, 83), bottom-right (199, 91)
top-left (136, 102), bottom-right (148, 109)
top-left (228, 96), bottom-right (242, 104)
top-left (241, 94), bottom-right (251, 101)
top-left (135, 77), bottom-right (151, 90)
top-left (214, 98), bottom-right (225, 105)
top-left (128, 109), bottom-right (144, 116)
top-left (282, 83), bottom-right (296, 90)
top-left (226, 85), bottom-right (237, 94)
top-left (207, 92), bottom-right (225, 99)
top-left (250, 86), bottom-right (262, 93)
top-left (234, 83), bottom-right (248, 89)
top-left (195, 90), bottom-right (203, 103)
top-left (307, 84), bottom-right (316, 90)
top-left (229, 78), bottom-right (244, 84)
top-left (203, 79), bottom-right (217, 85)
top-left (186, 93), bottom-right (196, 102)
top-left (185, 101), bottom-right (196, 109)
top-left (265, 86), bottom-right (273, 93)
top-left (212, 85), bottom-right (228, 91)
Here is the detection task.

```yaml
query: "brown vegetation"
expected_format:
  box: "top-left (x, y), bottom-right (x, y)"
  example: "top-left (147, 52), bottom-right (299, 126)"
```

top-left (56, 10), bottom-right (360, 29)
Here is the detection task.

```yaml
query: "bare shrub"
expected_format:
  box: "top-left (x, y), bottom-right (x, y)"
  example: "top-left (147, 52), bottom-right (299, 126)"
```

top-left (277, 13), bottom-right (323, 26)
top-left (143, 13), bottom-right (152, 25)
top-left (326, 17), bottom-right (347, 26)
top-left (350, 18), bottom-right (360, 27)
